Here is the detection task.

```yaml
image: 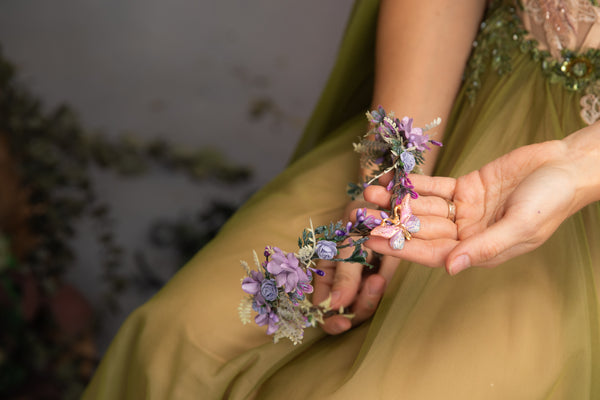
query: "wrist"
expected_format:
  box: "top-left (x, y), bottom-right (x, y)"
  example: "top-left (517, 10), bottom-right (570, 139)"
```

top-left (560, 124), bottom-right (600, 210)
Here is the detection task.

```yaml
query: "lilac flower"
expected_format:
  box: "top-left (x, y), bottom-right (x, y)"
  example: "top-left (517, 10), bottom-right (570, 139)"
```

top-left (362, 215), bottom-right (380, 230)
top-left (290, 281), bottom-right (314, 304)
top-left (430, 140), bottom-right (443, 147)
top-left (400, 151), bottom-right (416, 173)
top-left (399, 117), bottom-right (430, 151)
top-left (255, 311), bottom-right (279, 335)
top-left (241, 270), bottom-right (264, 295)
top-left (296, 281), bottom-right (314, 298)
top-left (383, 118), bottom-right (398, 137)
top-left (367, 107), bottom-right (385, 124)
top-left (252, 293), bottom-right (270, 314)
top-left (260, 279), bottom-right (279, 301)
top-left (266, 247), bottom-right (310, 293)
top-left (378, 124), bottom-right (393, 139)
top-left (346, 221), bottom-right (353, 233)
top-left (307, 266), bottom-right (325, 277)
top-left (316, 240), bottom-right (337, 260)
top-left (356, 208), bottom-right (366, 222)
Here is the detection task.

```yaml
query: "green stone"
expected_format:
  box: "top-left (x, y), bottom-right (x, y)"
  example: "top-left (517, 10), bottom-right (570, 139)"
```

top-left (571, 61), bottom-right (589, 77)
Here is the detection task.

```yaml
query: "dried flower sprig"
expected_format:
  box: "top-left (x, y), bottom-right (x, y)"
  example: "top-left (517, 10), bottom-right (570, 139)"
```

top-left (349, 106), bottom-right (442, 206)
top-left (239, 107), bottom-right (441, 344)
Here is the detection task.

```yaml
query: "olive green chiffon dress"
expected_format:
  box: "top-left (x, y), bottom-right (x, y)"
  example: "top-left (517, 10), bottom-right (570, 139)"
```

top-left (84, 1), bottom-right (600, 398)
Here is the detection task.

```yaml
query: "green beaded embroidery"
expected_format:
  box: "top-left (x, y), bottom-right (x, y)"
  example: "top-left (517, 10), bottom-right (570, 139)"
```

top-left (465, 0), bottom-right (600, 104)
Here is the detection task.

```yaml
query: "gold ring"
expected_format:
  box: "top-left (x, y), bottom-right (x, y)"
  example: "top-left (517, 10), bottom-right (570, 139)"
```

top-left (446, 199), bottom-right (456, 222)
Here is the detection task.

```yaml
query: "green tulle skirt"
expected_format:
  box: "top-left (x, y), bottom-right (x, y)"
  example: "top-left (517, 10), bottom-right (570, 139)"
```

top-left (84, 1), bottom-right (600, 398)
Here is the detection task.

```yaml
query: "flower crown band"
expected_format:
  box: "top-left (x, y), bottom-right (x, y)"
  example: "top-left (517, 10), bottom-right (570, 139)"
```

top-left (239, 107), bottom-right (442, 344)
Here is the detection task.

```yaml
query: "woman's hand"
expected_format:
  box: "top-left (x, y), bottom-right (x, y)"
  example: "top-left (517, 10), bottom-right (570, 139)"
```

top-left (312, 253), bottom-right (397, 335)
top-left (364, 134), bottom-right (600, 274)
top-left (311, 200), bottom-right (397, 335)
top-left (312, 193), bottom-right (459, 334)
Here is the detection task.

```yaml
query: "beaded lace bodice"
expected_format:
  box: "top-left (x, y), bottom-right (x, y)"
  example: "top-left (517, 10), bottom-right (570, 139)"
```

top-left (466, 0), bottom-right (600, 124)
top-left (519, 0), bottom-right (600, 59)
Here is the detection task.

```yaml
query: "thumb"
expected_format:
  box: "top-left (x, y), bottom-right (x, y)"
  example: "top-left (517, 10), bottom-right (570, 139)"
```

top-left (446, 216), bottom-right (526, 275)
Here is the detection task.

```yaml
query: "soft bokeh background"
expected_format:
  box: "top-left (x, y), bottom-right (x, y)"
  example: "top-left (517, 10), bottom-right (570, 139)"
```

top-left (0, 0), bottom-right (354, 355)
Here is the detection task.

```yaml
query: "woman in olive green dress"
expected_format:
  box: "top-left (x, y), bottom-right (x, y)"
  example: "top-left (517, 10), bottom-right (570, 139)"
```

top-left (84, 0), bottom-right (600, 398)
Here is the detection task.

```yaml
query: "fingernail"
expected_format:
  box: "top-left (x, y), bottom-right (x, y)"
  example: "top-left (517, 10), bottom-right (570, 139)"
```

top-left (448, 254), bottom-right (470, 276)
top-left (368, 279), bottom-right (384, 296)
top-left (332, 320), bottom-right (349, 334)
top-left (331, 291), bottom-right (341, 306)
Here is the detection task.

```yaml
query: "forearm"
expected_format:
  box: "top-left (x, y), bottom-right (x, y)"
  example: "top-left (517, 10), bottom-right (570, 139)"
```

top-left (372, 0), bottom-right (486, 174)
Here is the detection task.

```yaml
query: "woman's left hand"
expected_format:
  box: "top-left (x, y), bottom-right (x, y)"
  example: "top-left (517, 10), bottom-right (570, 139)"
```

top-left (363, 135), bottom-right (599, 274)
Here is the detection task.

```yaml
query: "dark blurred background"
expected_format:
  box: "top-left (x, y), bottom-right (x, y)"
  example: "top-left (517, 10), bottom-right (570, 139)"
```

top-left (0, 1), bottom-right (353, 398)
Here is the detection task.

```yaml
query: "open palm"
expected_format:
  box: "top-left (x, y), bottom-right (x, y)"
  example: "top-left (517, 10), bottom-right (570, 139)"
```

top-left (364, 140), bottom-right (580, 274)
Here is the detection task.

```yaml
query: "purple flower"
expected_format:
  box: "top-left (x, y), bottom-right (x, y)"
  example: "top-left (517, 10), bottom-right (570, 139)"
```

top-left (399, 117), bottom-right (430, 151)
top-left (362, 215), bottom-right (380, 230)
top-left (402, 176), bottom-right (414, 189)
top-left (255, 311), bottom-right (279, 335)
top-left (260, 279), bottom-right (278, 301)
top-left (307, 266), bottom-right (325, 277)
top-left (266, 247), bottom-right (310, 293)
top-left (316, 240), bottom-right (337, 260)
top-left (400, 151), bottom-right (416, 173)
top-left (241, 270), bottom-right (264, 295)
top-left (356, 208), bottom-right (366, 222)
top-left (298, 281), bottom-right (314, 296)
top-left (383, 118), bottom-right (398, 137)
top-left (367, 107), bottom-right (385, 124)
top-left (252, 294), bottom-right (269, 314)
top-left (346, 221), bottom-right (353, 233)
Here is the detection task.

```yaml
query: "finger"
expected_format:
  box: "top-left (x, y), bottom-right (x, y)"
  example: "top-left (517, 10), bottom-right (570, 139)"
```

top-left (377, 170), bottom-right (394, 186)
top-left (365, 183), bottom-right (456, 218)
top-left (445, 213), bottom-right (534, 274)
top-left (329, 260), bottom-right (363, 309)
top-left (412, 196), bottom-right (457, 219)
top-left (349, 255), bottom-right (399, 326)
top-left (415, 216), bottom-right (458, 240)
top-left (312, 260), bottom-right (336, 305)
top-left (364, 236), bottom-right (458, 268)
top-left (319, 259), bottom-right (364, 335)
top-left (408, 174), bottom-right (456, 199)
top-left (313, 259), bottom-right (357, 335)
top-left (363, 185), bottom-right (392, 208)
top-left (350, 206), bottom-right (458, 240)
top-left (321, 314), bottom-right (353, 335)
top-left (350, 274), bottom-right (386, 325)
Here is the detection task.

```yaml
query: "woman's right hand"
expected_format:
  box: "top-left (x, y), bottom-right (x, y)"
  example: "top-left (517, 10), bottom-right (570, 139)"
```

top-left (311, 200), bottom-right (398, 335)
top-left (312, 251), bottom-right (398, 335)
